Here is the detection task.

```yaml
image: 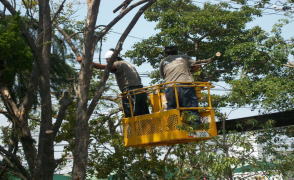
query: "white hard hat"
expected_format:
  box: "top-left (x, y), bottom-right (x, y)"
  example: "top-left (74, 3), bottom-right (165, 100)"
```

top-left (104, 49), bottom-right (114, 59)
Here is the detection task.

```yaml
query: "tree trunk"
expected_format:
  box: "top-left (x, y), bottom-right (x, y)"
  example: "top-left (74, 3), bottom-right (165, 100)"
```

top-left (33, 0), bottom-right (54, 179)
top-left (72, 1), bottom-right (101, 179)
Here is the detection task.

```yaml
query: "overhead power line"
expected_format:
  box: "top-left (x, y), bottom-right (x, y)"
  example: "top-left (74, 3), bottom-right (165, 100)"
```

top-left (110, 30), bottom-right (145, 40)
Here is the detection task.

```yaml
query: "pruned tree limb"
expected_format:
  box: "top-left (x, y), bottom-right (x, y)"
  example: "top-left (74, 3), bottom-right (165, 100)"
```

top-left (0, 87), bottom-right (37, 176)
top-left (73, 0), bottom-right (101, 179)
top-left (0, 87), bottom-right (21, 122)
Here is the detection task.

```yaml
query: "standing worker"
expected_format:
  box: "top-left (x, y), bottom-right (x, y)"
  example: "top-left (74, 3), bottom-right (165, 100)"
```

top-left (159, 46), bottom-right (220, 125)
top-left (77, 49), bottom-right (150, 117)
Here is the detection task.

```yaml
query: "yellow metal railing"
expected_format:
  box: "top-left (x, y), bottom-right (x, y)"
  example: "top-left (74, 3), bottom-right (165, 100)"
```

top-left (121, 82), bottom-right (217, 147)
top-left (121, 81), bottom-right (213, 116)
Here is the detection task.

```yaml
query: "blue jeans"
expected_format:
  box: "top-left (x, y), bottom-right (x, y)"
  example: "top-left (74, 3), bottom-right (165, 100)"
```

top-left (165, 85), bottom-right (199, 117)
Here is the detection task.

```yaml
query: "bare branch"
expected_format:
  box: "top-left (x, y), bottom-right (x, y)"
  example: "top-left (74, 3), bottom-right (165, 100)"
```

top-left (87, 0), bottom-right (156, 118)
top-left (113, 0), bottom-right (133, 13)
top-left (51, 0), bottom-right (67, 24)
top-left (56, 26), bottom-right (81, 57)
top-left (53, 92), bottom-right (73, 138)
top-left (93, 0), bottom-right (149, 45)
top-left (0, 0), bottom-right (17, 15)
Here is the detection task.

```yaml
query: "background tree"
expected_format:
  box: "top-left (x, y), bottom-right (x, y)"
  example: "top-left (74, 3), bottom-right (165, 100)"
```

top-left (0, 0), bottom-right (156, 179)
top-left (0, 11), bottom-right (75, 179)
top-left (123, 0), bottom-right (293, 179)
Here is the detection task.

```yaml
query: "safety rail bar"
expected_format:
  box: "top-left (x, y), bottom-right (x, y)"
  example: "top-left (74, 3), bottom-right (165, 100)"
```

top-left (120, 82), bottom-right (213, 117)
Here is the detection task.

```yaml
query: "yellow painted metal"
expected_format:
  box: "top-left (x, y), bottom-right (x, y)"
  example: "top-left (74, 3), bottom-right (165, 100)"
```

top-left (121, 82), bottom-right (217, 147)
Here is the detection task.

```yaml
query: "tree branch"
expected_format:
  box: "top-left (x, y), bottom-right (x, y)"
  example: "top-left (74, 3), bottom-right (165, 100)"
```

top-left (53, 92), bottom-right (72, 138)
top-left (56, 26), bottom-right (81, 57)
top-left (18, 61), bottom-right (39, 122)
top-left (113, 0), bottom-right (133, 13)
top-left (51, 0), bottom-right (67, 24)
top-left (93, 0), bottom-right (149, 45)
top-left (0, 145), bottom-right (30, 179)
top-left (101, 95), bottom-right (120, 102)
top-left (0, 87), bottom-right (21, 122)
top-left (86, 0), bottom-right (156, 118)
top-left (194, 52), bottom-right (222, 65)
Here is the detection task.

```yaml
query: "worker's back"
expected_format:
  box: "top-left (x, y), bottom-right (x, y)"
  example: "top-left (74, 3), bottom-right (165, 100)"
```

top-left (113, 60), bottom-right (142, 91)
top-left (161, 55), bottom-right (194, 83)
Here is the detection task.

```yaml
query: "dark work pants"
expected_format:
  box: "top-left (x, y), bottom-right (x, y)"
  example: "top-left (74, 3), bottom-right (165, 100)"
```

top-left (165, 85), bottom-right (199, 116)
top-left (122, 86), bottom-right (150, 117)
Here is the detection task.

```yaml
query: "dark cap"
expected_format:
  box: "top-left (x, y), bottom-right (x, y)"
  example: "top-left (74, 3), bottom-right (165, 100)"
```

top-left (164, 46), bottom-right (178, 55)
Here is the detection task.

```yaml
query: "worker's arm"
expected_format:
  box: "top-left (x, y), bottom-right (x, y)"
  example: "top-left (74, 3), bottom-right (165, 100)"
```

top-left (92, 62), bottom-right (107, 69)
top-left (191, 52), bottom-right (221, 68)
top-left (191, 64), bottom-right (202, 72)
top-left (76, 56), bottom-right (116, 71)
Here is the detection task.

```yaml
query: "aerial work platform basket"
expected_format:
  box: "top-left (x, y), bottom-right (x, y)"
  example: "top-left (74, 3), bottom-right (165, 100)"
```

top-left (121, 82), bottom-right (217, 147)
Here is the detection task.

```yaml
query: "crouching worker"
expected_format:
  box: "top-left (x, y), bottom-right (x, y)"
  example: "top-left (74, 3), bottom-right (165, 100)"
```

top-left (77, 49), bottom-right (149, 117)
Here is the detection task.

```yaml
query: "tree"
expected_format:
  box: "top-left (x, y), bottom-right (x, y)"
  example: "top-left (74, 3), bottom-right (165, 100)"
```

top-left (0, 12), bottom-right (74, 179)
top-left (0, 0), bottom-right (156, 179)
top-left (123, 0), bottom-right (293, 178)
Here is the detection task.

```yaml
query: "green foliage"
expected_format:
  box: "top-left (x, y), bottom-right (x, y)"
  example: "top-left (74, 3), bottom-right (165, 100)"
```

top-left (126, 0), bottom-right (265, 81)
top-left (0, 15), bottom-right (33, 85)
top-left (226, 18), bottom-right (293, 111)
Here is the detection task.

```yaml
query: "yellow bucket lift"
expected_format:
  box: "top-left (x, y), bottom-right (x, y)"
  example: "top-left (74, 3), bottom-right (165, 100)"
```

top-left (121, 82), bottom-right (217, 147)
